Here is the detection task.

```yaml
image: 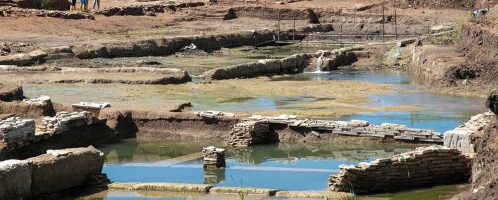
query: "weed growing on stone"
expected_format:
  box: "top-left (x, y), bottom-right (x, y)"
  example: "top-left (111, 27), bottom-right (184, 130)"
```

top-left (230, 175), bottom-right (246, 200)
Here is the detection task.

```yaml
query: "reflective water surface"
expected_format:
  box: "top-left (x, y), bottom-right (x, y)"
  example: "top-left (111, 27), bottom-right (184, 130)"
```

top-left (99, 139), bottom-right (415, 191)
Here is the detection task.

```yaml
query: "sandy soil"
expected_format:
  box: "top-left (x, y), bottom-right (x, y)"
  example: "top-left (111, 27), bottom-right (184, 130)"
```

top-left (0, 0), bottom-right (468, 48)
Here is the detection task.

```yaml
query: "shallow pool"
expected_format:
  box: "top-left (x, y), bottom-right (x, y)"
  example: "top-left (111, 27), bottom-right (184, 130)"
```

top-left (271, 70), bottom-right (485, 133)
top-left (99, 139), bottom-right (414, 191)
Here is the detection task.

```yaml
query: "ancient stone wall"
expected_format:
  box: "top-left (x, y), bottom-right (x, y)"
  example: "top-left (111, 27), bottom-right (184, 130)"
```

top-left (0, 117), bottom-right (35, 147)
top-left (444, 112), bottom-right (495, 153)
top-left (228, 121), bottom-right (277, 147)
top-left (203, 54), bottom-right (309, 80)
top-left (0, 146), bottom-right (104, 199)
top-left (28, 146), bottom-right (104, 196)
top-left (0, 159), bottom-right (32, 200)
top-left (0, 111), bottom-right (113, 160)
top-left (329, 145), bottom-right (471, 194)
top-left (202, 146), bottom-right (226, 168)
top-left (228, 115), bottom-right (443, 147)
top-left (73, 30), bottom-right (278, 59)
top-left (204, 46), bottom-right (362, 80)
top-left (39, 111), bottom-right (93, 135)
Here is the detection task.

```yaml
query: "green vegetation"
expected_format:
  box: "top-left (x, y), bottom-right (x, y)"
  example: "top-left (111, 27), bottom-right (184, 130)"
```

top-left (427, 25), bottom-right (463, 45)
top-left (359, 184), bottom-right (468, 200)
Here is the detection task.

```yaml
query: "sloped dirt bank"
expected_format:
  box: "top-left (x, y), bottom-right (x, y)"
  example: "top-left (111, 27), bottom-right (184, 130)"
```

top-left (100, 109), bottom-right (239, 140)
top-left (452, 94), bottom-right (498, 199)
top-left (406, 21), bottom-right (498, 97)
top-left (0, 84), bottom-right (23, 101)
top-left (389, 0), bottom-right (475, 9)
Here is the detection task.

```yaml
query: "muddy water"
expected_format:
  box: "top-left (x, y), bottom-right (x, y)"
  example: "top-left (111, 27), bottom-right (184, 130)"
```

top-left (98, 139), bottom-right (414, 191)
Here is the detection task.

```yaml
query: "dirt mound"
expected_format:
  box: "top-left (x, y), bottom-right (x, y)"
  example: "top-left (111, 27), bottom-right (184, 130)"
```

top-left (453, 118), bottom-right (498, 199)
top-left (232, 6), bottom-right (328, 21)
top-left (0, 84), bottom-right (23, 102)
top-left (478, 5), bottom-right (498, 29)
top-left (487, 91), bottom-right (498, 115)
top-left (458, 23), bottom-right (498, 84)
top-left (14, 0), bottom-right (70, 10)
top-left (389, 0), bottom-right (475, 8)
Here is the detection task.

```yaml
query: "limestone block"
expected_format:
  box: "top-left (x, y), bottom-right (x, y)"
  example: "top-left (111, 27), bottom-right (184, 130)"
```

top-left (0, 160), bottom-right (32, 200)
top-left (28, 146), bottom-right (104, 196)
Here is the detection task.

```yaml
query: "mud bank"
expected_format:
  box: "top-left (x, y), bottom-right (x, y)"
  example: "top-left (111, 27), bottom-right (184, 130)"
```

top-left (0, 146), bottom-right (104, 199)
top-left (97, 2), bottom-right (205, 16)
top-left (0, 84), bottom-right (23, 102)
top-left (0, 67), bottom-right (192, 85)
top-left (329, 145), bottom-right (471, 194)
top-left (203, 46), bottom-right (360, 80)
top-left (405, 21), bottom-right (498, 96)
top-left (72, 24), bottom-right (336, 59)
top-left (0, 46), bottom-right (72, 66)
top-left (0, 100), bottom-right (55, 118)
top-left (100, 109), bottom-right (239, 140)
top-left (0, 6), bottom-right (95, 19)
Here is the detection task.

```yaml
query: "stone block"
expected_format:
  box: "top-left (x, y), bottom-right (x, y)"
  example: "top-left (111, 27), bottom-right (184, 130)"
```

top-left (0, 160), bottom-right (32, 200)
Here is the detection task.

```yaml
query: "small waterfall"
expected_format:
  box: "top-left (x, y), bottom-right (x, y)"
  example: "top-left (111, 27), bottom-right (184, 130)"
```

top-left (314, 50), bottom-right (325, 73)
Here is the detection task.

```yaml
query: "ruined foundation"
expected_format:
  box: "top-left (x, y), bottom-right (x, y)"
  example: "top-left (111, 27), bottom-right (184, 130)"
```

top-left (202, 146), bottom-right (226, 168)
top-left (443, 112), bottom-right (495, 153)
top-left (329, 145), bottom-right (471, 194)
top-left (0, 146), bottom-right (104, 199)
top-left (228, 115), bottom-right (443, 147)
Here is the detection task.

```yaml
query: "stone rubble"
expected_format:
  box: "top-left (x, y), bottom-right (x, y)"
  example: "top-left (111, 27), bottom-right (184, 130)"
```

top-left (23, 95), bottom-right (51, 106)
top-left (202, 146), bottom-right (226, 168)
top-left (194, 111), bottom-right (235, 119)
top-left (329, 145), bottom-right (471, 194)
top-left (0, 6), bottom-right (95, 19)
top-left (228, 115), bottom-right (443, 146)
top-left (0, 41), bottom-right (31, 56)
top-left (443, 112), bottom-right (495, 153)
top-left (38, 111), bottom-right (93, 134)
top-left (0, 117), bottom-right (35, 146)
top-left (228, 121), bottom-right (275, 147)
top-left (72, 102), bottom-right (111, 109)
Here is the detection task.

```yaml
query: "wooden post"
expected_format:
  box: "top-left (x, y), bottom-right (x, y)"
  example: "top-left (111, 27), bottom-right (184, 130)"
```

top-left (382, 0), bottom-right (385, 43)
top-left (395, 9), bottom-right (398, 40)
